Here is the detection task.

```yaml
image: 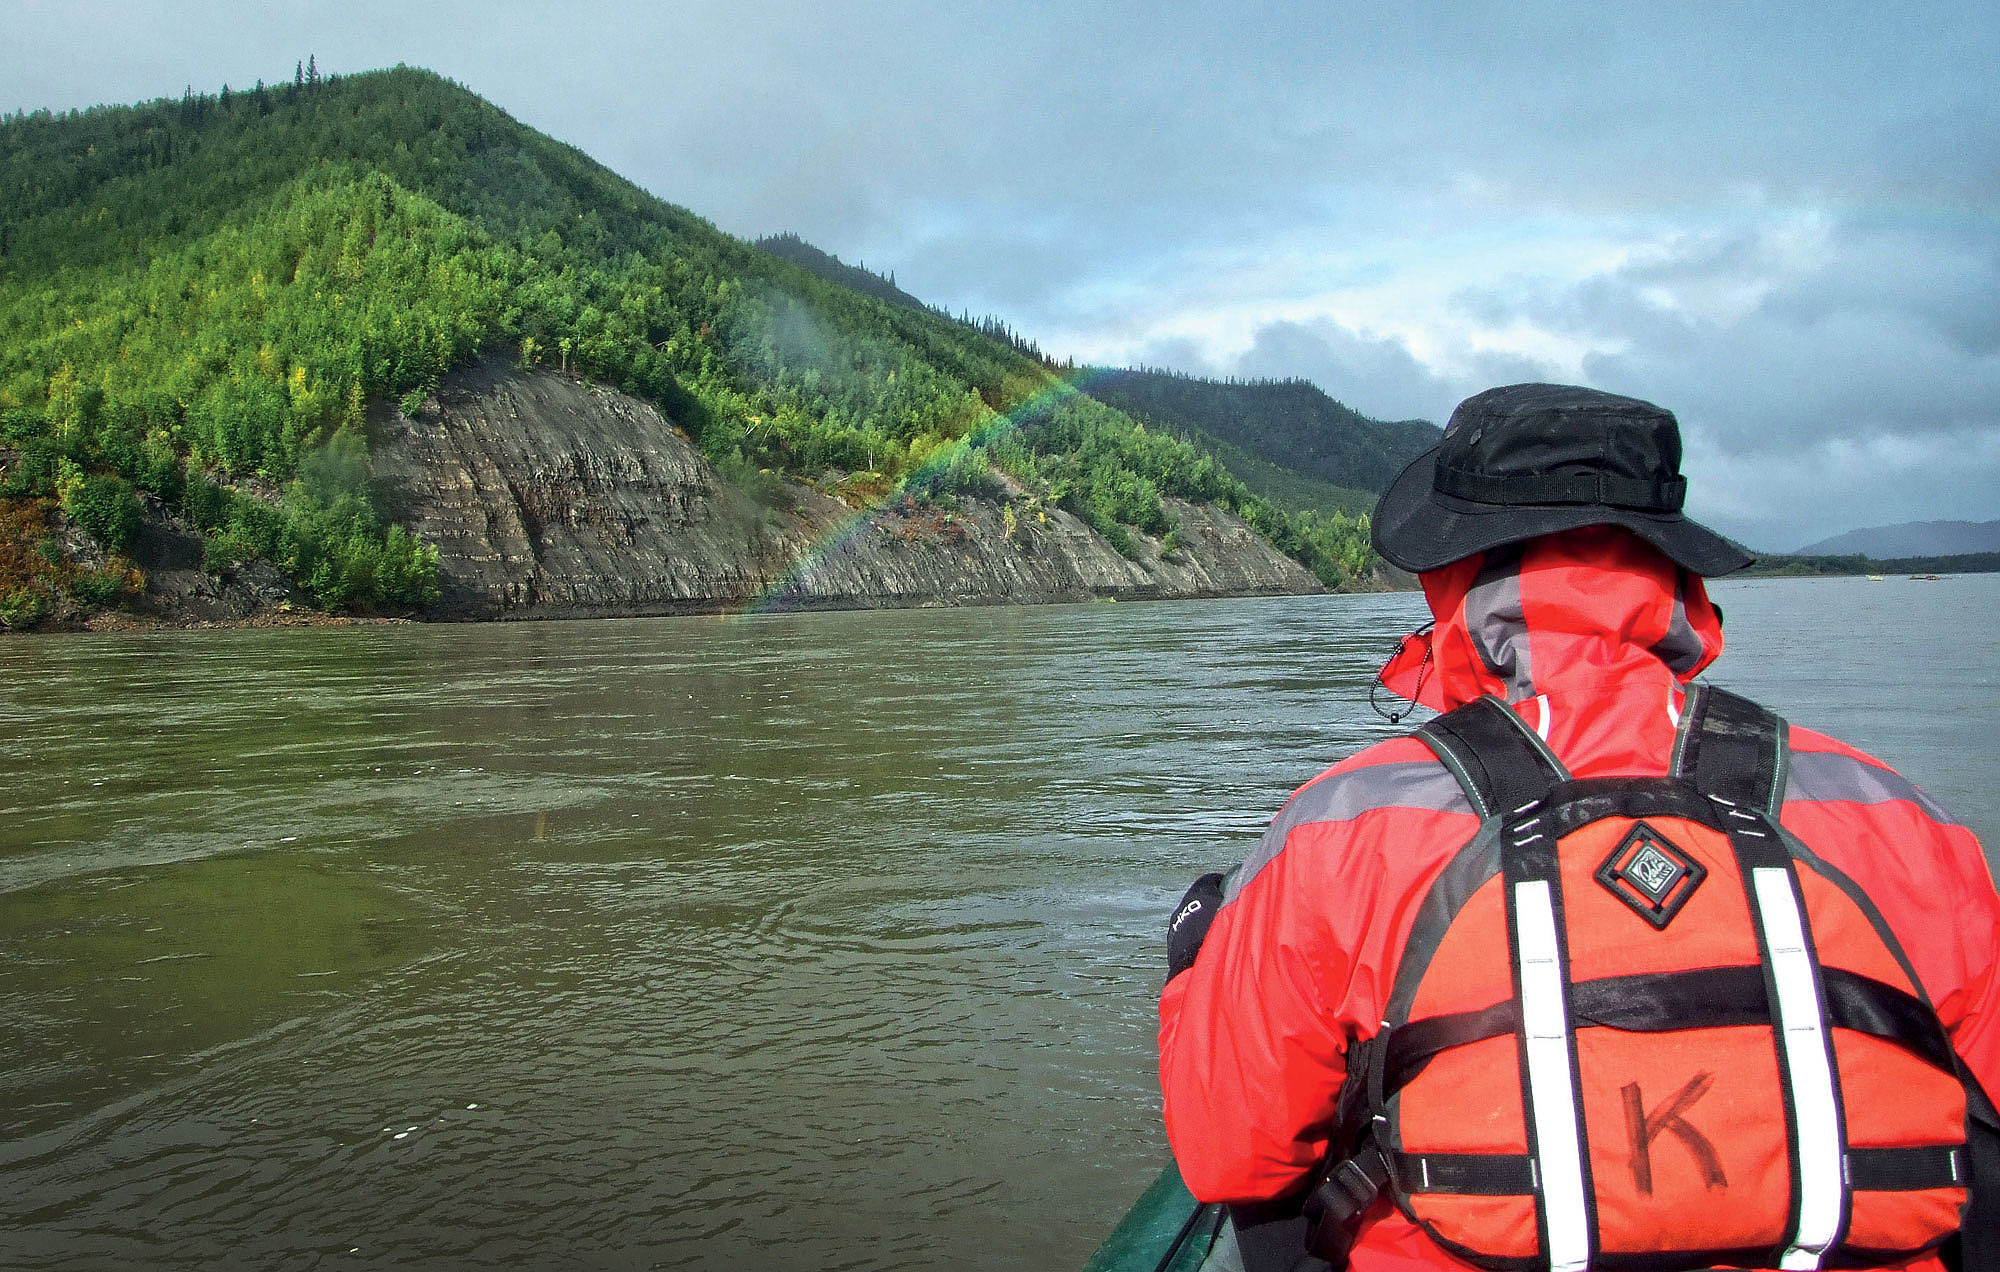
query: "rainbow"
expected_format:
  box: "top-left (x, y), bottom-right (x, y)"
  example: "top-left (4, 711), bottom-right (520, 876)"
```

top-left (736, 365), bottom-right (1128, 617)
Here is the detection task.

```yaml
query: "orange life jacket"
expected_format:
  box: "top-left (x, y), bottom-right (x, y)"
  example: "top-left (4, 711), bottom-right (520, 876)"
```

top-left (1307, 686), bottom-right (1971, 1270)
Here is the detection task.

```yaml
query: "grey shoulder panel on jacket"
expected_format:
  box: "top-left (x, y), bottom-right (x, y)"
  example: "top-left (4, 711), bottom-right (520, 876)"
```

top-left (1784, 748), bottom-right (1958, 826)
top-left (1228, 758), bottom-right (1475, 901)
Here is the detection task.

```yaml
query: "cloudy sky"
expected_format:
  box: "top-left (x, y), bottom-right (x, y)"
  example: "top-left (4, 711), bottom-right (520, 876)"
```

top-left (6, 1), bottom-right (1997, 550)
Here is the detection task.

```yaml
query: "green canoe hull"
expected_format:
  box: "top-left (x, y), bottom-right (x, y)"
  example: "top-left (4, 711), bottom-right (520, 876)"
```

top-left (1082, 1164), bottom-right (1226, 1272)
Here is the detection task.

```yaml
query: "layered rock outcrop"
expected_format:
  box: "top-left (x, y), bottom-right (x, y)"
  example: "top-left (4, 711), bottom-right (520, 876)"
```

top-left (367, 364), bottom-right (1323, 620)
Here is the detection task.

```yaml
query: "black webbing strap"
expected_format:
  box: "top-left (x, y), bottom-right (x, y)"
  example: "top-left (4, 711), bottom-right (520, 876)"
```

top-left (1677, 685), bottom-right (1785, 813)
top-left (1386, 1000), bottom-right (1521, 1087)
top-left (1385, 1144), bottom-right (1962, 1198)
top-left (1950, 1065), bottom-right (2000, 1270)
top-left (1393, 1151), bottom-right (1538, 1195)
top-left (1418, 695), bottom-right (1566, 818)
top-left (1823, 967), bottom-right (1955, 1072)
top-left (1384, 965), bottom-right (1955, 1093)
top-left (1433, 464), bottom-right (1687, 512)
top-left (1534, 777), bottom-right (1724, 836)
top-left (1848, 1145), bottom-right (1966, 1192)
top-left (1306, 697), bottom-right (1563, 1267)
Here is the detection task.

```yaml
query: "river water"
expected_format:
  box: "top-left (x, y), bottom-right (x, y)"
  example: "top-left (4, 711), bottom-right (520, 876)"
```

top-left (1, 576), bottom-right (1994, 1271)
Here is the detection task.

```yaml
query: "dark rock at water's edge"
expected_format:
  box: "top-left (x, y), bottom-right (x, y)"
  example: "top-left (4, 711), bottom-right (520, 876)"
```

top-left (126, 495), bottom-right (305, 623)
top-left (361, 364), bottom-right (1324, 622)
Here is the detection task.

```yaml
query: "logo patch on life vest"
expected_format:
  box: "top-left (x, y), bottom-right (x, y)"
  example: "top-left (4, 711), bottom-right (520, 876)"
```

top-left (1596, 822), bottom-right (1706, 929)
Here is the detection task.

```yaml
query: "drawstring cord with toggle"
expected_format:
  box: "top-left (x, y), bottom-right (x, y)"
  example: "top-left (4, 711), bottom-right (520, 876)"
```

top-left (1370, 621), bottom-right (1434, 726)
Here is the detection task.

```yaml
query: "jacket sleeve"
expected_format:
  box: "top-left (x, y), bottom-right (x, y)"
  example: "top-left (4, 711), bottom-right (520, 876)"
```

top-left (1931, 820), bottom-right (2000, 1267)
top-left (1157, 751), bottom-right (1475, 1205)
top-left (1157, 815), bottom-right (1354, 1203)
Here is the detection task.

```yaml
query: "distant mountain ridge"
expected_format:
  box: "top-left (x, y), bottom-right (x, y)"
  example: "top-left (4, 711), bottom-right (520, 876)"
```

top-left (1795, 519), bottom-right (2000, 558)
top-left (756, 234), bottom-right (1442, 520)
top-left (1078, 368), bottom-right (1439, 505)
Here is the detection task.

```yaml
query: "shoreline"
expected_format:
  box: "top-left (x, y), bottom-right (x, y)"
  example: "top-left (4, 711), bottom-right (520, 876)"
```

top-left (14, 577), bottom-right (1409, 636)
top-left (23, 555), bottom-right (1998, 638)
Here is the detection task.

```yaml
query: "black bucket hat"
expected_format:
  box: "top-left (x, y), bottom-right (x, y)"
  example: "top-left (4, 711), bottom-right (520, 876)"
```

top-left (1371, 383), bottom-right (1753, 576)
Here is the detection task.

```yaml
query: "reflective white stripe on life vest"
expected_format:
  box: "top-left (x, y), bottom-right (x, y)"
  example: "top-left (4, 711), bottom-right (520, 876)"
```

top-left (1751, 865), bottom-right (1845, 1269)
top-left (1514, 880), bottom-right (1591, 1272)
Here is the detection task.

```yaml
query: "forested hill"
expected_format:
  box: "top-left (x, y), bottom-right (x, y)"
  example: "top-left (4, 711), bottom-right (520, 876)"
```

top-left (0, 65), bottom-right (1374, 626)
top-left (1081, 370), bottom-right (1439, 507)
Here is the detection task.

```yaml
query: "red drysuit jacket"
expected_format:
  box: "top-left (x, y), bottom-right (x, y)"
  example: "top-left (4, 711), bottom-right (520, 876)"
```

top-left (1158, 527), bottom-right (2000, 1270)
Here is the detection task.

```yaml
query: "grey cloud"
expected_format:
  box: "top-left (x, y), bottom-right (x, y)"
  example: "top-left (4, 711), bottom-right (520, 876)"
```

top-left (1453, 226), bottom-right (1805, 359)
top-left (1126, 317), bottom-right (1548, 427)
top-left (1759, 224), bottom-right (2000, 358)
top-left (1869, 96), bottom-right (2000, 207)
top-left (1439, 219), bottom-right (2000, 547)
top-left (1229, 320), bottom-right (1467, 424)
top-left (1122, 336), bottom-right (1217, 377)
top-left (1447, 216), bottom-right (2000, 444)
top-left (11, 1), bottom-right (1996, 286)
top-left (1585, 292), bottom-right (2000, 448)
top-left (1683, 424), bottom-right (2000, 553)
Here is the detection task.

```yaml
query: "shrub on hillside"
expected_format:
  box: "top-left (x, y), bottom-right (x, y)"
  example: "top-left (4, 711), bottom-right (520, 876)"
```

top-left (63, 473), bottom-right (142, 551)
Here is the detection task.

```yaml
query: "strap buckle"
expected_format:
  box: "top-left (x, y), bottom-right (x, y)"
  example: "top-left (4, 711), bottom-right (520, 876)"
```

top-left (1303, 1147), bottom-right (1390, 1261)
top-left (1322, 1156), bottom-right (1383, 1221)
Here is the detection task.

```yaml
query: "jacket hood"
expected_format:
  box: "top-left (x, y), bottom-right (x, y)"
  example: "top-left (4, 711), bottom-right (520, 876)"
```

top-left (1379, 525), bottom-right (1724, 713)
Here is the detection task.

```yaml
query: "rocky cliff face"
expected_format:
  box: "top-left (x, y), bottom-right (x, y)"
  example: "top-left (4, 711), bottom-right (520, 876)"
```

top-left (368, 365), bottom-right (1323, 619)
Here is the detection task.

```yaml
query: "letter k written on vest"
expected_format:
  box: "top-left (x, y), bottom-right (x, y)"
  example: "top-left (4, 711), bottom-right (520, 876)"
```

top-left (1622, 1072), bottom-right (1726, 1195)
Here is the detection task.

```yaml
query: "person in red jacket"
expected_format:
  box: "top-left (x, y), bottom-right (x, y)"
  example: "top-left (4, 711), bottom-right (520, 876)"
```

top-left (1158, 384), bottom-right (2000, 1271)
